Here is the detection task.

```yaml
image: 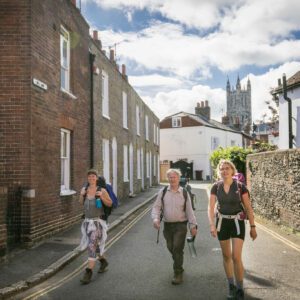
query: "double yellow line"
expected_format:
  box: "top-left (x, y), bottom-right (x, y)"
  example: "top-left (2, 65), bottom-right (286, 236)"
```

top-left (23, 205), bottom-right (152, 300)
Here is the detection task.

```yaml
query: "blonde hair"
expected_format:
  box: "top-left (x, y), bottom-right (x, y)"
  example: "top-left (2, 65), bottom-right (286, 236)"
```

top-left (166, 168), bottom-right (182, 178)
top-left (216, 159), bottom-right (237, 178)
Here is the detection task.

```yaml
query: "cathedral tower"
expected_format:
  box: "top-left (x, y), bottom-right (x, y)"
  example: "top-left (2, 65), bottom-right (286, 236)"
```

top-left (226, 76), bottom-right (252, 131)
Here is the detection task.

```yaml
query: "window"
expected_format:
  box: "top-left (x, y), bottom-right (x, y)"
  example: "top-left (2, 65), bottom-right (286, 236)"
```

top-left (211, 136), bottom-right (220, 150)
top-left (231, 140), bottom-right (236, 146)
top-left (157, 125), bottom-right (159, 145)
top-left (102, 70), bottom-right (109, 118)
top-left (122, 91), bottom-right (128, 128)
top-left (146, 152), bottom-right (150, 178)
top-left (137, 149), bottom-right (141, 179)
top-left (153, 154), bottom-right (156, 176)
top-left (60, 26), bottom-right (70, 92)
top-left (61, 129), bottom-right (71, 192)
top-left (102, 139), bottom-right (110, 181)
top-left (145, 115), bottom-right (149, 141)
top-left (123, 145), bottom-right (129, 182)
top-left (153, 124), bottom-right (156, 144)
top-left (172, 117), bottom-right (182, 127)
top-left (136, 105), bottom-right (140, 135)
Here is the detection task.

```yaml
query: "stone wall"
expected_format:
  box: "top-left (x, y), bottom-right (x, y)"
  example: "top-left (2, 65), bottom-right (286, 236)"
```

top-left (247, 149), bottom-right (300, 232)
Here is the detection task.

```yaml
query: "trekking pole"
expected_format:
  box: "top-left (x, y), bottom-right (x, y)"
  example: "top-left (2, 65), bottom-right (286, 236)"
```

top-left (156, 210), bottom-right (163, 244)
top-left (156, 228), bottom-right (160, 244)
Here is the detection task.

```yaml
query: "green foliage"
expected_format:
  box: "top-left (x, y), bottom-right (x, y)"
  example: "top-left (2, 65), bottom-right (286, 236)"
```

top-left (210, 146), bottom-right (253, 178)
top-left (252, 141), bottom-right (278, 152)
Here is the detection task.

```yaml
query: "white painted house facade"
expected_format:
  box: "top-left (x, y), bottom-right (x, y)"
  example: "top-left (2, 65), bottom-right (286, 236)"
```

top-left (271, 71), bottom-right (300, 149)
top-left (160, 103), bottom-right (243, 180)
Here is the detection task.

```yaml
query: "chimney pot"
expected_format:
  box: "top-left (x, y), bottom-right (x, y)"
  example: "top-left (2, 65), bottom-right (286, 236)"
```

top-left (122, 64), bottom-right (126, 76)
top-left (93, 30), bottom-right (98, 40)
top-left (201, 101), bottom-right (204, 107)
top-left (71, 0), bottom-right (76, 6)
top-left (197, 102), bottom-right (200, 107)
top-left (110, 49), bottom-right (114, 62)
top-left (205, 100), bottom-right (208, 107)
top-left (278, 78), bottom-right (281, 86)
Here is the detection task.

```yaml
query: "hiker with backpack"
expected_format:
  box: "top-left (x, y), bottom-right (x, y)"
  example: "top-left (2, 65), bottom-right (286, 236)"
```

top-left (78, 169), bottom-right (112, 284)
top-left (152, 168), bottom-right (197, 285)
top-left (208, 160), bottom-right (257, 300)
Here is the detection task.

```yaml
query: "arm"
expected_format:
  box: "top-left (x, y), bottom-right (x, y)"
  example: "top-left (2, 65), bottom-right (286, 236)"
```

top-left (241, 192), bottom-right (257, 241)
top-left (97, 188), bottom-right (113, 207)
top-left (208, 194), bottom-right (217, 238)
top-left (185, 193), bottom-right (197, 236)
top-left (151, 190), bottom-right (163, 229)
top-left (79, 187), bottom-right (86, 205)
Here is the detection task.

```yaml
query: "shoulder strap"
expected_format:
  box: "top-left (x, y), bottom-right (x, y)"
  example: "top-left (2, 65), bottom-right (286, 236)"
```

top-left (159, 186), bottom-right (168, 221)
top-left (183, 188), bottom-right (188, 211)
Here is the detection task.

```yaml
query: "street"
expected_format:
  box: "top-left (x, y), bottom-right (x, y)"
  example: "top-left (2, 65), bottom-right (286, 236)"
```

top-left (15, 186), bottom-right (300, 300)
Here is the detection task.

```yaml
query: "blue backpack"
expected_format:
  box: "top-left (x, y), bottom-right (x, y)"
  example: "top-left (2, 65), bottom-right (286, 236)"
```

top-left (106, 183), bottom-right (118, 208)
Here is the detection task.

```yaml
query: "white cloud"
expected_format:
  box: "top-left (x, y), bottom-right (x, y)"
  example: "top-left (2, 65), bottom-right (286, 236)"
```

top-left (134, 62), bottom-right (300, 123)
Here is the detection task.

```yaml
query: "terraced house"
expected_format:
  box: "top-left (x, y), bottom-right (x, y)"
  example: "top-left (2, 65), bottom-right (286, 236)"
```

top-left (0, 0), bottom-right (159, 257)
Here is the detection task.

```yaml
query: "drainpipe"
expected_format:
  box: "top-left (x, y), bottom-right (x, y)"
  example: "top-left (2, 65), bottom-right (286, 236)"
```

top-left (89, 52), bottom-right (96, 167)
top-left (282, 73), bottom-right (293, 149)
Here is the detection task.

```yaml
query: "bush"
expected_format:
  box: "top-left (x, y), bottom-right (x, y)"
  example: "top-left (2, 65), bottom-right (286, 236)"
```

top-left (210, 146), bottom-right (253, 179)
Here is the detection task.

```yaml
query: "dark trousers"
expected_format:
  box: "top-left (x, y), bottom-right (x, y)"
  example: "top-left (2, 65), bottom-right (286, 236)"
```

top-left (163, 222), bottom-right (187, 274)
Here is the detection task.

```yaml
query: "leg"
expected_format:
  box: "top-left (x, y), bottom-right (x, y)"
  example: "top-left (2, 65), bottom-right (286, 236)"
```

top-left (232, 238), bottom-right (244, 282)
top-left (172, 223), bottom-right (187, 274)
top-left (219, 239), bottom-right (234, 279)
top-left (163, 223), bottom-right (174, 255)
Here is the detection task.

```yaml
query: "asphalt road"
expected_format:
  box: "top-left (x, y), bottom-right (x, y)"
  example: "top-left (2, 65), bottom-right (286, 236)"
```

top-left (15, 187), bottom-right (300, 300)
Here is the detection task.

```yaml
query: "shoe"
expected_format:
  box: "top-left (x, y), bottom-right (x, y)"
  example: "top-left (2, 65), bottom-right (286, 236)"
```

top-left (236, 289), bottom-right (244, 300)
top-left (227, 284), bottom-right (236, 299)
top-left (80, 268), bottom-right (92, 284)
top-left (171, 273), bottom-right (183, 285)
top-left (98, 258), bottom-right (109, 273)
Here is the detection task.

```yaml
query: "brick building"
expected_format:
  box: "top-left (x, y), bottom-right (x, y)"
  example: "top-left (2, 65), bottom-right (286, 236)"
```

top-left (0, 0), bottom-right (159, 256)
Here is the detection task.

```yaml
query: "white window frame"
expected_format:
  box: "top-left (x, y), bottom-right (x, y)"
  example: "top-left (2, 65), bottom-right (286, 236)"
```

top-left (137, 149), bottom-right (141, 179)
top-left (102, 70), bottom-right (109, 118)
top-left (145, 115), bottom-right (149, 141)
top-left (153, 124), bottom-right (156, 144)
top-left (102, 139), bottom-right (110, 182)
top-left (172, 117), bottom-right (182, 127)
top-left (136, 105), bottom-right (140, 136)
top-left (211, 136), bottom-right (220, 150)
top-left (123, 145), bottom-right (129, 182)
top-left (146, 152), bottom-right (150, 178)
top-left (157, 125), bottom-right (159, 145)
top-left (60, 26), bottom-right (70, 92)
top-left (153, 154), bottom-right (156, 176)
top-left (122, 91), bottom-right (128, 129)
top-left (61, 129), bottom-right (71, 193)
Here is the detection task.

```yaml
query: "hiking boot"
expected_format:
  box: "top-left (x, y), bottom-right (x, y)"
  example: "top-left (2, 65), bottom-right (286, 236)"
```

top-left (227, 284), bottom-right (236, 299)
top-left (171, 272), bottom-right (183, 285)
top-left (80, 268), bottom-right (92, 284)
top-left (98, 258), bottom-right (109, 273)
top-left (236, 288), bottom-right (245, 300)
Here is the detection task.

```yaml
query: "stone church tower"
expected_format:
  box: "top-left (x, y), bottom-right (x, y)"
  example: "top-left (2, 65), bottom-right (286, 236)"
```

top-left (225, 76), bottom-right (252, 131)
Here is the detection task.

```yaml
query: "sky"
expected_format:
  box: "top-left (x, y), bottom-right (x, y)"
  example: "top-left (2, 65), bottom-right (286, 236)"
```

top-left (80, 0), bottom-right (300, 123)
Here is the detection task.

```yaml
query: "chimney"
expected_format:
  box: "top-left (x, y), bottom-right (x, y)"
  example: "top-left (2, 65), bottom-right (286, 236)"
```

top-left (92, 30), bottom-right (102, 49)
top-left (122, 64), bottom-right (128, 81)
top-left (71, 0), bottom-right (76, 6)
top-left (222, 115), bottom-right (230, 125)
top-left (278, 78), bottom-right (281, 86)
top-left (110, 49), bottom-right (114, 62)
top-left (195, 100), bottom-right (211, 120)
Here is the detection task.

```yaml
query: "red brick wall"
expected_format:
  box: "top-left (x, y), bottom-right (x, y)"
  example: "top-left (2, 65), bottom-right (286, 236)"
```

top-left (0, 0), bottom-right (91, 249)
top-left (0, 187), bottom-right (8, 257)
top-left (160, 115), bottom-right (203, 129)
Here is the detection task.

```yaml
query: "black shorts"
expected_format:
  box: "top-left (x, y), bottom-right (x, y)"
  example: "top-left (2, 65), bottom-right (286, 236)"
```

top-left (216, 218), bottom-right (245, 241)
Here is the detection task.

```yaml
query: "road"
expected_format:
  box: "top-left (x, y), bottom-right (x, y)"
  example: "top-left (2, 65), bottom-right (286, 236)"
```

top-left (14, 187), bottom-right (300, 300)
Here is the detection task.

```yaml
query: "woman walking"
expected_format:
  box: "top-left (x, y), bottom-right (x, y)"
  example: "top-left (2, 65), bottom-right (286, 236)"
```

top-left (208, 160), bottom-right (257, 299)
top-left (79, 169), bottom-right (112, 284)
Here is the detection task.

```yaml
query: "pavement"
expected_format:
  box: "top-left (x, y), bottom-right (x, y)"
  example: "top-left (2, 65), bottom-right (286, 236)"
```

top-left (0, 185), bottom-right (162, 299)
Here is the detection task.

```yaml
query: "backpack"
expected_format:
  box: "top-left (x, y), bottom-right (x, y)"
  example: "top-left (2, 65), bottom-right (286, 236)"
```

top-left (83, 179), bottom-right (118, 221)
top-left (232, 172), bottom-right (246, 184)
top-left (215, 179), bottom-right (247, 219)
top-left (159, 186), bottom-right (188, 222)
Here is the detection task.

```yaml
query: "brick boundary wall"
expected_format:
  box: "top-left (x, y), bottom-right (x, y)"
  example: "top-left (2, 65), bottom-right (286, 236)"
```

top-left (246, 149), bottom-right (300, 232)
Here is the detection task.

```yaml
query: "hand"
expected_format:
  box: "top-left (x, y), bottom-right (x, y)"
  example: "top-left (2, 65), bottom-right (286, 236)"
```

top-left (95, 190), bottom-right (103, 198)
top-left (190, 227), bottom-right (197, 237)
top-left (153, 219), bottom-right (160, 230)
top-left (80, 187), bottom-right (87, 196)
top-left (210, 224), bottom-right (217, 238)
top-left (250, 227), bottom-right (257, 241)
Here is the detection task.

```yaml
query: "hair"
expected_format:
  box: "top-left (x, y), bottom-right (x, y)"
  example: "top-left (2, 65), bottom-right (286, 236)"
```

top-left (166, 168), bottom-right (182, 177)
top-left (216, 159), bottom-right (237, 178)
top-left (87, 169), bottom-right (98, 177)
top-left (97, 176), bottom-right (107, 189)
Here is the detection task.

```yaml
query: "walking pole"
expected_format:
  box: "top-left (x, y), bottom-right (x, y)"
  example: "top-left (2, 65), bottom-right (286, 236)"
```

top-left (156, 210), bottom-right (163, 244)
top-left (156, 228), bottom-right (160, 244)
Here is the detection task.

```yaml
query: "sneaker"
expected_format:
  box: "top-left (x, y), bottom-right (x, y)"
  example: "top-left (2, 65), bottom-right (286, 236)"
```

top-left (98, 258), bottom-right (109, 273)
top-left (171, 273), bottom-right (183, 285)
top-left (236, 289), bottom-right (244, 300)
top-left (227, 283), bottom-right (236, 299)
top-left (80, 268), bottom-right (92, 284)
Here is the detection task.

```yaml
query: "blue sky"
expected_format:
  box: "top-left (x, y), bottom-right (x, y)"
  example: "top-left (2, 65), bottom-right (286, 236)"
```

top-left (80, 0), bottom-right (300, 122)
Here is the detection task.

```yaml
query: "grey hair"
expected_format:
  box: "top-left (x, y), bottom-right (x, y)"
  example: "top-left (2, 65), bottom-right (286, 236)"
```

top-left (166, 168), bottom-right (182, 177)
top-left (216, 159), bottom-right (237, 178)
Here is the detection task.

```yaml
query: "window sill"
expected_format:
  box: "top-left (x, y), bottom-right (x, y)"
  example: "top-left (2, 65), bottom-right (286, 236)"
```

top-left (103, 114), bottom-right (111, 120)
top-left (123, 179), bottom-right (129, 183)
top-left (123, 126), bottom-right (128, 130)
top-left (61, 88), bottom-right (77, 99)
top-left (60, 189), bottom-right (77, 196)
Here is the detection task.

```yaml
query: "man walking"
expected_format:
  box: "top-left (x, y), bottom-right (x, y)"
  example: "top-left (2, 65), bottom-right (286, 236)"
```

top-left (152, 169), bottom-right (198, 285)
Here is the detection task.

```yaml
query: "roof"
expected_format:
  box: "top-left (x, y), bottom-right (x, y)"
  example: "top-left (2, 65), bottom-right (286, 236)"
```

top-left (271, 70), bottom-right (300, 94)
top-left (161, 111), bottom-right (241, 134)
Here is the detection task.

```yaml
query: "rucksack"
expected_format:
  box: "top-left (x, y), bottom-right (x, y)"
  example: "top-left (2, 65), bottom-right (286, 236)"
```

top-left (159, 186), bottom-right (188, 222)
top-left (83, 180), bottom-right (118, 221)
top-left (232, 172), bottom-right (246, 184)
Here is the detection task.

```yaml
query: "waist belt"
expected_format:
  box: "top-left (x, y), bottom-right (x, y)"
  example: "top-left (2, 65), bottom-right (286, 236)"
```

top-left (216, 212), bottom-right (245, 235)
